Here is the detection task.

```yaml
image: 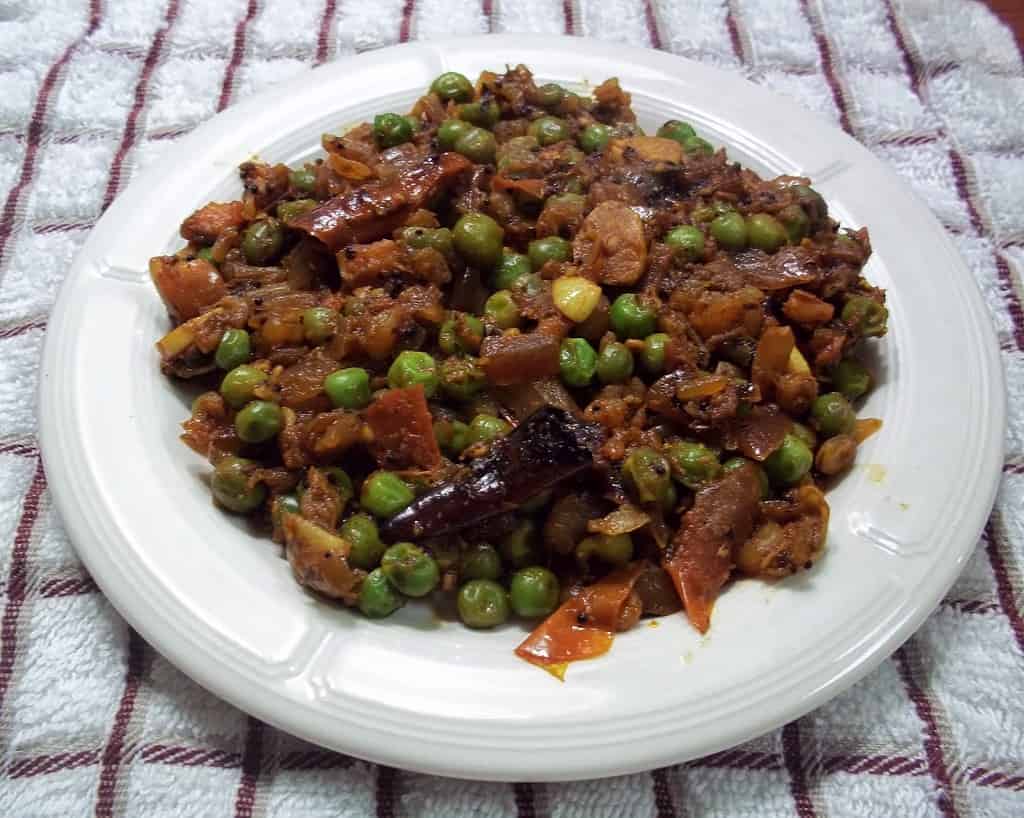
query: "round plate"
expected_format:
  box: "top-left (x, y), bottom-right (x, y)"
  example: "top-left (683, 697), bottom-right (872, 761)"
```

top-left (39, 35), bottom-right (1005, 781)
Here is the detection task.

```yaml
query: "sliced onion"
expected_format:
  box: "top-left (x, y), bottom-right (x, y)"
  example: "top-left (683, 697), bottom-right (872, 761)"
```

top-left (587, 504), bottom-right (651, 536)
top-left (853, 417), bottom-right (882, 443)
top-left (675, 373), bottom-right (729, 401)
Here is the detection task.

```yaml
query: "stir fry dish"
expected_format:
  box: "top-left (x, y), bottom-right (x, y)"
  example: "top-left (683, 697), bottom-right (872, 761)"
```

top-left (152, 65), bottom-right (886, 677)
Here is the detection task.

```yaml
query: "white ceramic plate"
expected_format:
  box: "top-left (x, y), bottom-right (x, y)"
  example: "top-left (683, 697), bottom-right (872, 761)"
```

top-left (39, 35), bottom-right (1005, 781)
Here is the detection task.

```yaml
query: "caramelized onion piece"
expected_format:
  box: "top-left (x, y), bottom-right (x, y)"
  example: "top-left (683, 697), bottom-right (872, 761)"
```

top-left (180, 200), bottom-right (246, 245)
top-left (150, 256), bottom-right (226, 322)
top-left (283, 514), bottom-right (365, 605)
top-left (751, 325), bottom-right (794, 395)
top-left (587, 504), bottom-right (650, 536)
top-left (853, 417), bottom-right (882, 443)
top-left (736, 485), bottom-right (829, 578)
top-left (731, 405), bottom-right (792, 461)
top-left (662, 464), bottom-right (762, 633)
top-left (495, 378), bottom-right (579, 421)
top-left (290, 152), bottom-right (471, 251)
top-left (515, 563), bottom-right (646, 674)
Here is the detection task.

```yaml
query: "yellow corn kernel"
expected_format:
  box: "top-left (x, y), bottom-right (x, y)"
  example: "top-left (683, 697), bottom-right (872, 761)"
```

top-left (552, 276), bottom-right (601, 323)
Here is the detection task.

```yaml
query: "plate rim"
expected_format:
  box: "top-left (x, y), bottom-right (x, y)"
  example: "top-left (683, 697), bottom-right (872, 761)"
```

top-left (37, 34), bottom-right (1006, 781)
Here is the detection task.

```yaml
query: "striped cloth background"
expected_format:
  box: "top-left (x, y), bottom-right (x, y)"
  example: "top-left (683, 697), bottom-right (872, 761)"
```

top-left (0, 1), bottom-right (1022, 815)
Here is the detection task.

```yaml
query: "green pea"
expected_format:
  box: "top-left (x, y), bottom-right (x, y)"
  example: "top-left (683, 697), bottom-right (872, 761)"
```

top-left (559, 337), bottom-right (598, 388)
top-left (434, 418), bottom-right (471, 456)
top-left (842, 296), bottom-right (888, 337)
top-left (453, 126), bottom-right (497, 164)
top-left (811, 392), bottom-right (856, 438)
top-left (457, 99), bottom-right (500, 128)
top-left (722, 457), bottom-right (770, 498)
top-left (682, 135), bottom-right (714, 156)
top-left (562, 179), bottom-right (585, 197)
top-left (641, 333), bottom-right (669, 374)
top-left (358, 568), bottom-right (404, 618)
top-left (373, 113), bottom-right (412, 148)
top-left (575, 533), bottom-right (634, 567)
top-left (404, 114), bottom-right (421, 133)
top-left (196, 246), bottom-right (216, 263)
top-left (596, 341), bottom-right (635, 384)
top-left (457, 579), bottom-right (510, 628)
top-left (609, 293), bottom-right (657, 339)
top-left (622, 446), bottom-right (671, 504)
top-left (500, 520), bottom-right (540, 569)
top-left (453, 212), bottom-right (504, 269)
top-left (509, 566), bottom-right (559, 618)
top-left (791, 421), bottom-right (817, 449)
top-left (211, 456), bottom-right (266, 513)
top-left (235, 400), bottom-right (283, 443)
top-left (832, 358), bottom-right (872, 401)
top-left (381, 542), bottom-right (439, 597)
top-left (468, 413), bottom-right (511, 445)
top-left (437, 118), bottom-right (474, 150)
top-left (277, 198), bottom-right (317, 223)
top-left (320, 466), bottom-right (354, 503)
top-left (430, 71), bottom-right (474, 103)
top-left (578, 123), bottom-right (612, 154)
top-left (656, 120), bottom-right (697, 144)
top-left (527, 236), bottom-right (571, 270)
top-left (341, 513), bottom-right (385, 570)
top-left (496, 134), bottom-right (539, 172)
top-left (665, 441), bottom-right (721, 489)
top-left (491, 250), bottom-right (532, 290)
top-left (438, 312), bottom-right (484, 356)
top-left (360, 471), bottom-right (414, 518)
top-left (241, 218), bottom-right (284, 265)
top-left (289, 167), bottom-right (317, 194)
top-left (659, 480), bottom-right (678, 512)
top-left (460, 543), bottom-right (502, 582)
top-left (324, 367), bottom-right (372, 409)
top-left (220, 364), bottom-right (267, 409)
top-left (511, 272), bottom-right (544, 299)
top-left (528, 116), bottom-right (571, 146)
top-left (746, 214), bottom-right (788, 252)
top-left (763, 434), bottom-right (813, 487)
top-left (793, 184), bottom-right (828, 225)
top-left (301, 306), bottom-right (337, 345)
top-left (535, 82), bottom-right (565, 109)
top-left (397, 226), bottom-right (454, 258)
top-left (664, 225), bottom-right (704, 261)
top-left (481, 288), bottom-right (520, 329)
top-left (387, 350), bottom-right (439, 397)
top-left (439, 356), bottom-right (486, 401)
top-left (690, 205), bottom-right (717, 223)
top-left (710, 212), bottom-right (748, 250)
top-left (272, 493), bottom-right (300, 530)
top-left (778, 203), bottom-right (809, 244)
top-left (215, 329), bottom-right (250, 371)
top-left (343, 297), bottom-right (366, 317)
